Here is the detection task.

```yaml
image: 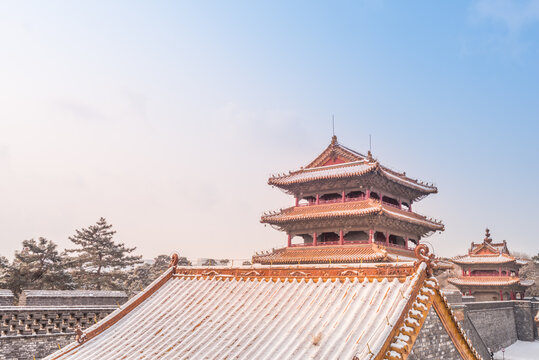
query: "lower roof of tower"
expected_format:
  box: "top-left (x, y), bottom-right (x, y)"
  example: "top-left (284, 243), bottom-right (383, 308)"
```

top-left (252, 243), bottom-right (417, 265)
top-left (448, 276), bottom-right (534, 287)
top-left (260, 198), bottom-right (444, 232)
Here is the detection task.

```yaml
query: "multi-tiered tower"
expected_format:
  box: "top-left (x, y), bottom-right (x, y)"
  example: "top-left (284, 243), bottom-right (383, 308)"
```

top-left (254, 136), bottom-right (444, 264)
top-left (449, 229), bottom-right (533, 301)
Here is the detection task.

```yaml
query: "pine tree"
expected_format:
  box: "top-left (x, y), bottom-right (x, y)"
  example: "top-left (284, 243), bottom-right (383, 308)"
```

top-left (65, 217), bottom-right (142, 290)
top-left (0, 256), bottom-right (9, 289)
top-left (7, 238), bottom-right (73, 295)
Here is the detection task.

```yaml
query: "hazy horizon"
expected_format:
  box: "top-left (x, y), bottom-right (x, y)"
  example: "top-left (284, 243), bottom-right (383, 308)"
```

top-left (1, 1), bottom-right (538, 262)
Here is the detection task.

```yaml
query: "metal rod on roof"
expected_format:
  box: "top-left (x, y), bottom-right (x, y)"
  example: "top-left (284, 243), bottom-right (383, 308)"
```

top-left (332, 114), bottom-right (335, 136)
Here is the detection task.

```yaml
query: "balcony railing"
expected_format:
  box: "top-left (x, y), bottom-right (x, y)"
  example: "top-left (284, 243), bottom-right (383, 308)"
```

top-left (297, 195), bottom-right (367, 207)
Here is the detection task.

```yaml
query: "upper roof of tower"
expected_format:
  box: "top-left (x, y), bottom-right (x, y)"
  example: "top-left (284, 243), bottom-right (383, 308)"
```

top-left (268, 136), bottom-right (437, 198)
top-left (451, 229), bottom-right (526, 266)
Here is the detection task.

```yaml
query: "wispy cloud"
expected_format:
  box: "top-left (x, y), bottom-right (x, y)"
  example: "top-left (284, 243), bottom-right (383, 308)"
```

top-left (474, 0), bottom-right (539, 33)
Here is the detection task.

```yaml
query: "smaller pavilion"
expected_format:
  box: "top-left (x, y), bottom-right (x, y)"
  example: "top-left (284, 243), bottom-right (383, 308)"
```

top-left (448, 229), bottom-right (533, 301)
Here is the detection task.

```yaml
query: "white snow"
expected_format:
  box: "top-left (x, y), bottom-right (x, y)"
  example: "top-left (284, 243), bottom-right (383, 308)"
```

top-left (493, 341), bottom-right (539, 360)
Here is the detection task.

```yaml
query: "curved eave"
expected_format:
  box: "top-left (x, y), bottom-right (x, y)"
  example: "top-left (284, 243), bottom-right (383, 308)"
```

top-left (267, 161), bottom-right (377, 187)
top-left (268, 163), bottom-right (437, 198)
top-left (447, 277), bottom-right (521, 287)
top-left (451, 257), bottom-right (517, 265)
top-left (261, 205), bottom-right (444, 233)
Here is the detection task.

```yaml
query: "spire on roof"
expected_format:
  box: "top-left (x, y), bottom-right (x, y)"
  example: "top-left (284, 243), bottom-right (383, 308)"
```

top-left (331, 135), bottom-right (337, 145)
top-left (484, 228), bottom-right (492, 243)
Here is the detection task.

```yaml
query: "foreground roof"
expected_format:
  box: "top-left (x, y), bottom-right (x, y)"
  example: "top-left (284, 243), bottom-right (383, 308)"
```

top-left (252, 243), bottom-right (417, 265)
top-left (46, 248), bottom-right (480, 360)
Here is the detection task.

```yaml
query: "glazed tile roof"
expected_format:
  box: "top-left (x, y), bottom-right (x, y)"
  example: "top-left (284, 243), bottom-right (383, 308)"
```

top-left (252, 244), bottom-right (417, 265)
top-left (45, 257), bottom-right (481, 360)
top-left (448, 277), bottom-right (522, 287)
top-left (268, 138), bottom-right (437, 194)
top-left (451, 254), bottom-right (517, 265)
top-left (261, 198), bottom-right (444, 231)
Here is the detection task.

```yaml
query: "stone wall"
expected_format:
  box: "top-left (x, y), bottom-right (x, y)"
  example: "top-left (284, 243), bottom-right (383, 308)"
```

top-left (19, 290), bottom-right (128, 306)
top-left (409, 307), bottom-right (462, 360)
top-left (0, 306), bottom-right (116, 359)
top-left (0, 306), bottom-right (115, 336)
top-left (0, 333), bottom-right (74, 360)
top-left (0, 291), bottom-right (14, 307)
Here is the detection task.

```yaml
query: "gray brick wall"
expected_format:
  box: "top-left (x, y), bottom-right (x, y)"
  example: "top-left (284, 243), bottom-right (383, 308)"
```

top-left (19, 290), bottom-right (127, 306)
top-left (0, 333), bottom-right (74, 360)
top-left (409, 307), bottom-right (463, 360)
top-left (0, 307), bottom-right (115, 337)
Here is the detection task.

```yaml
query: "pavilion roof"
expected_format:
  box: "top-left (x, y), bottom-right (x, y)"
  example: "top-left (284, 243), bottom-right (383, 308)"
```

top-left (447, 277), bottom-right (529, 287)
top-left (451, 254), bottom-right (517, 265)
top-left (252, 243), bottom-right (417, 265)
top-left (261, 198), bottom-right (444, 231)
top-left (268, 137), bottom-right (437, 194)
top-left (45, 251), bottom-right (480, 360)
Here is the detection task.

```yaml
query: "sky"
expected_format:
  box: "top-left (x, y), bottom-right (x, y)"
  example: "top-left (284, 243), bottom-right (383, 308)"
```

top-left (1, 1), bottom-right (538, 262)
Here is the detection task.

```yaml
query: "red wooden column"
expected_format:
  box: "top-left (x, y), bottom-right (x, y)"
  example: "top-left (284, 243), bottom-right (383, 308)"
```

top-left (409, 201), bottom-right (413, 212)
top-left (398, 200), bottom-right (402, 209)
top-left (405, 237), bottom-right (409, 249)
top-left (462, 269), bottom-right (465, 276)
top-left (313, 232), bottom-right (318, 246)
top-left (295, 197), bottom-right (299, 207)
top-left (342, 191), bottom-right (345, 202)
top-left (368, 229), bottom-right (373, 244)
top-left (287, 234), bottom-right (292, 247)
top-left (499, 267), bottom-right (502, 276)
top-left (385, 232), bottom-right (389, 246)
top-left (316, 194), bottom-right (320, 205)
top-left (499, 290), bottom-right (503, 300)
top-left (366, 189), bottom-right (371, 199)
top-left (339, 230), bottom-right (344, 245)
top-left (510, 291), bottom-right (515, 300)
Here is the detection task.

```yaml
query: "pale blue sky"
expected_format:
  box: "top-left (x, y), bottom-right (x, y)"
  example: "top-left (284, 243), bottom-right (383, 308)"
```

top-left (1, 1), bottom-right (538, 261)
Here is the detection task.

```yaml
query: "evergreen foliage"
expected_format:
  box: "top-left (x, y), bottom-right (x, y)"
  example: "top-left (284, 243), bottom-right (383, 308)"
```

top-left (123, 254), bottom-right (190, 297)
top-left (7, 238), bottom-right (73, 295)
top-left (65, 217), bottom-right (142, 290)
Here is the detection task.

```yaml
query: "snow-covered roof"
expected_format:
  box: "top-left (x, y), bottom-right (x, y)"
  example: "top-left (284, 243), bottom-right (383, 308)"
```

top-left (261, 198), bottom-right (444, 231)
top-left (452, 254), bottom-right (517, 265)
top-left (267, 137), bottom-right (437, 195)
top-left (44, 257), bottom-right (480, 360)
top-left (252, 244), bottom-right (417, 265)
top-left (448, 277), bottom-right (522, 287)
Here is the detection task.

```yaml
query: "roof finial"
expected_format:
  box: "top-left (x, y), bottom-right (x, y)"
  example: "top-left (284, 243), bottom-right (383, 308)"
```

top-left (332, 114), bottom-right (335, 136)
top-left (484, 228), bottom-right (492, 243)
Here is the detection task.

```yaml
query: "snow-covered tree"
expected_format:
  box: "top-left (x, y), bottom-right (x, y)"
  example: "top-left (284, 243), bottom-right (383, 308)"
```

top-left (7, 238), bottom-right (73, 295)
top-left (65, 217), bottom-right (142, 290)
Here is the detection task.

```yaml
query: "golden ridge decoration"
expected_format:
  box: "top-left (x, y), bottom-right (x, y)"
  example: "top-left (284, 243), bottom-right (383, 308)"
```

top-left (414, 244), bottom-right (436, 276)
top-left (169, 253), bottom-right (179, 268)
top-left (75, 325), bottom-right (87, 344)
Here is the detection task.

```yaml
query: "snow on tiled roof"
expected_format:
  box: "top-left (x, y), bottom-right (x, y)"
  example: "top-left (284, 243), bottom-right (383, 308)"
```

top-left (269, 161), bottom-right (376, 185)
top-left (22, 290), bottom-right (127, 298)
top-left (451, 254), bottom-right (516, 265)
top-left (261, 198), bottom-right (444, 231)
top-left (45, 263), bottom-right (440, 360)
top-left (268, 138), bottom-right (437, 194)
top-left (448, 277), bottom-right (521, 286)
top-left (252, 244), bottom-right (417, 265)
